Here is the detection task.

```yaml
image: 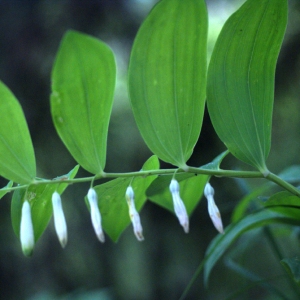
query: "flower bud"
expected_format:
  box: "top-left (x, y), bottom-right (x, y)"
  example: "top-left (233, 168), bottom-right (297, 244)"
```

top-left (87, 188), bottom-right (105, 243)
top-left (169, 179), bottom-right (189, 233)
top-left (52, 192), bottom-right (68, 248)
top-left (20, 200), bottom-right (35, 256)
top-left (204, 183), bottom-right (224, 233)
top-left (125, 186), bottom-right (144, 241)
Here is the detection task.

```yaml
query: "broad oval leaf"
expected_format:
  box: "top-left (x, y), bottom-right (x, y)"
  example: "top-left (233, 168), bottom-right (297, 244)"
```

top-left (128, 0), bottom-right (208, 169)
top-left (207, 0), bottom-right (287, 174)
top-left (204, 207), bottom-right (300, 286)
top-left (0, 82), bottom-right (36, 183)
top-left (93, 155), bottom-right (159, 242)
top-left (11, 165), bottom-right (79, 243)
top-left (51, 30), bottom-right (116, 174)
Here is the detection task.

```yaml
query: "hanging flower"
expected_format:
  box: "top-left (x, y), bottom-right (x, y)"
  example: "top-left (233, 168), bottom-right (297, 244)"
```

top-left (204, 182), bottom-right (224, 233)
top-left (125, 186), bottom-right (144, 241)
top-left (52, 191), bottom-right (68, 248)
top-left (169, 179), bottom-right (189, 233)
top-left (87, 188), bottom-right (105, 243)
top-left (20, 200), bottom-right (35, 256)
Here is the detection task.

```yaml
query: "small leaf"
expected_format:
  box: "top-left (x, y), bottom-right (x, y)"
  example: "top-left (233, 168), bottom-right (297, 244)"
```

top-left (94, 156), bottom-right (159, 242)
top-left (147, 173), bottom-right (207, 215)
top-left (281, 257), bottom-right (300, 285)
top-left (0, 181), bottom-right (13, 200)
top-left (147, 151), bottom-right (228, 214)
top-left (199, 150), bottom-right (229, 171)
top-left (204, 207), bottom-right (300, 286)
top-left (11, 165), bottom-right (79, 242)
top-left (128, 0), bottom-right (208, 169)
top-left (207, 0), bottom-right (287, 173)
top-left (0, 81), bottom-right (36, 183)
top-left (51, 30), bottom-right (116, 174)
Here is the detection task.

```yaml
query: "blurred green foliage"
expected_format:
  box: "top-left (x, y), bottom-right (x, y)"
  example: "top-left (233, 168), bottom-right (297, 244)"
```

top-left (0, 0), bottom-right (299, 299)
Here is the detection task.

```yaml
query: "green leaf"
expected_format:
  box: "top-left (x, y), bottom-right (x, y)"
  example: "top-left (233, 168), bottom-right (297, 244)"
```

top-left (147, 173), bottom-right (207, 215)
top-left (0, 81), bottom-right (36, 183)
top-left (0, 181), bottom-right (13, 200)
top-left (281, 257), bottom-right (300, 285)
top-left (51, 30), bottom-right (116, 174)
top-left (207, 0), bottom-right (287, 173)
top-left (94, 155), bottom-right (159, 242)
top-left (11, 165), bottom-right (79, 242)
top-left (199, 150), bottom-right (229, 171)
top-left (204, 207), bottom-right (300, 286)
top-left (263, 191), bottom-right (300, 209)
top-left (225, 257), bottom-right (289, 299)
top-left (128, 0), bottom-right (208, 169)
top-left (231, 184), bottom-right (270, 222)
top-left (232, 165), bottom-right (300, 222)
top-left (146, 151), bottom-right (228, 214)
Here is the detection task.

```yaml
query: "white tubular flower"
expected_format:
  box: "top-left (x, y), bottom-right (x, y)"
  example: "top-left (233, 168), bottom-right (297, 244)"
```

top-left (87, 188), bottom-right (105, 243)
top-left (20, 200), bottom-right (35, 256)
top-left (52, 192), bottom-right (68, 248)
top-left (169, 179), bottom-right (189, 233)
top-left (125, 186), bottom-right (144, 241)
top-left (204, 182), bottom-right (224, 234)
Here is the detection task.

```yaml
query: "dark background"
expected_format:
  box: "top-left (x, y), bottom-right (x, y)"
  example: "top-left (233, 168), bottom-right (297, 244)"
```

top-left (0, 0), bottom-right (299, 299)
